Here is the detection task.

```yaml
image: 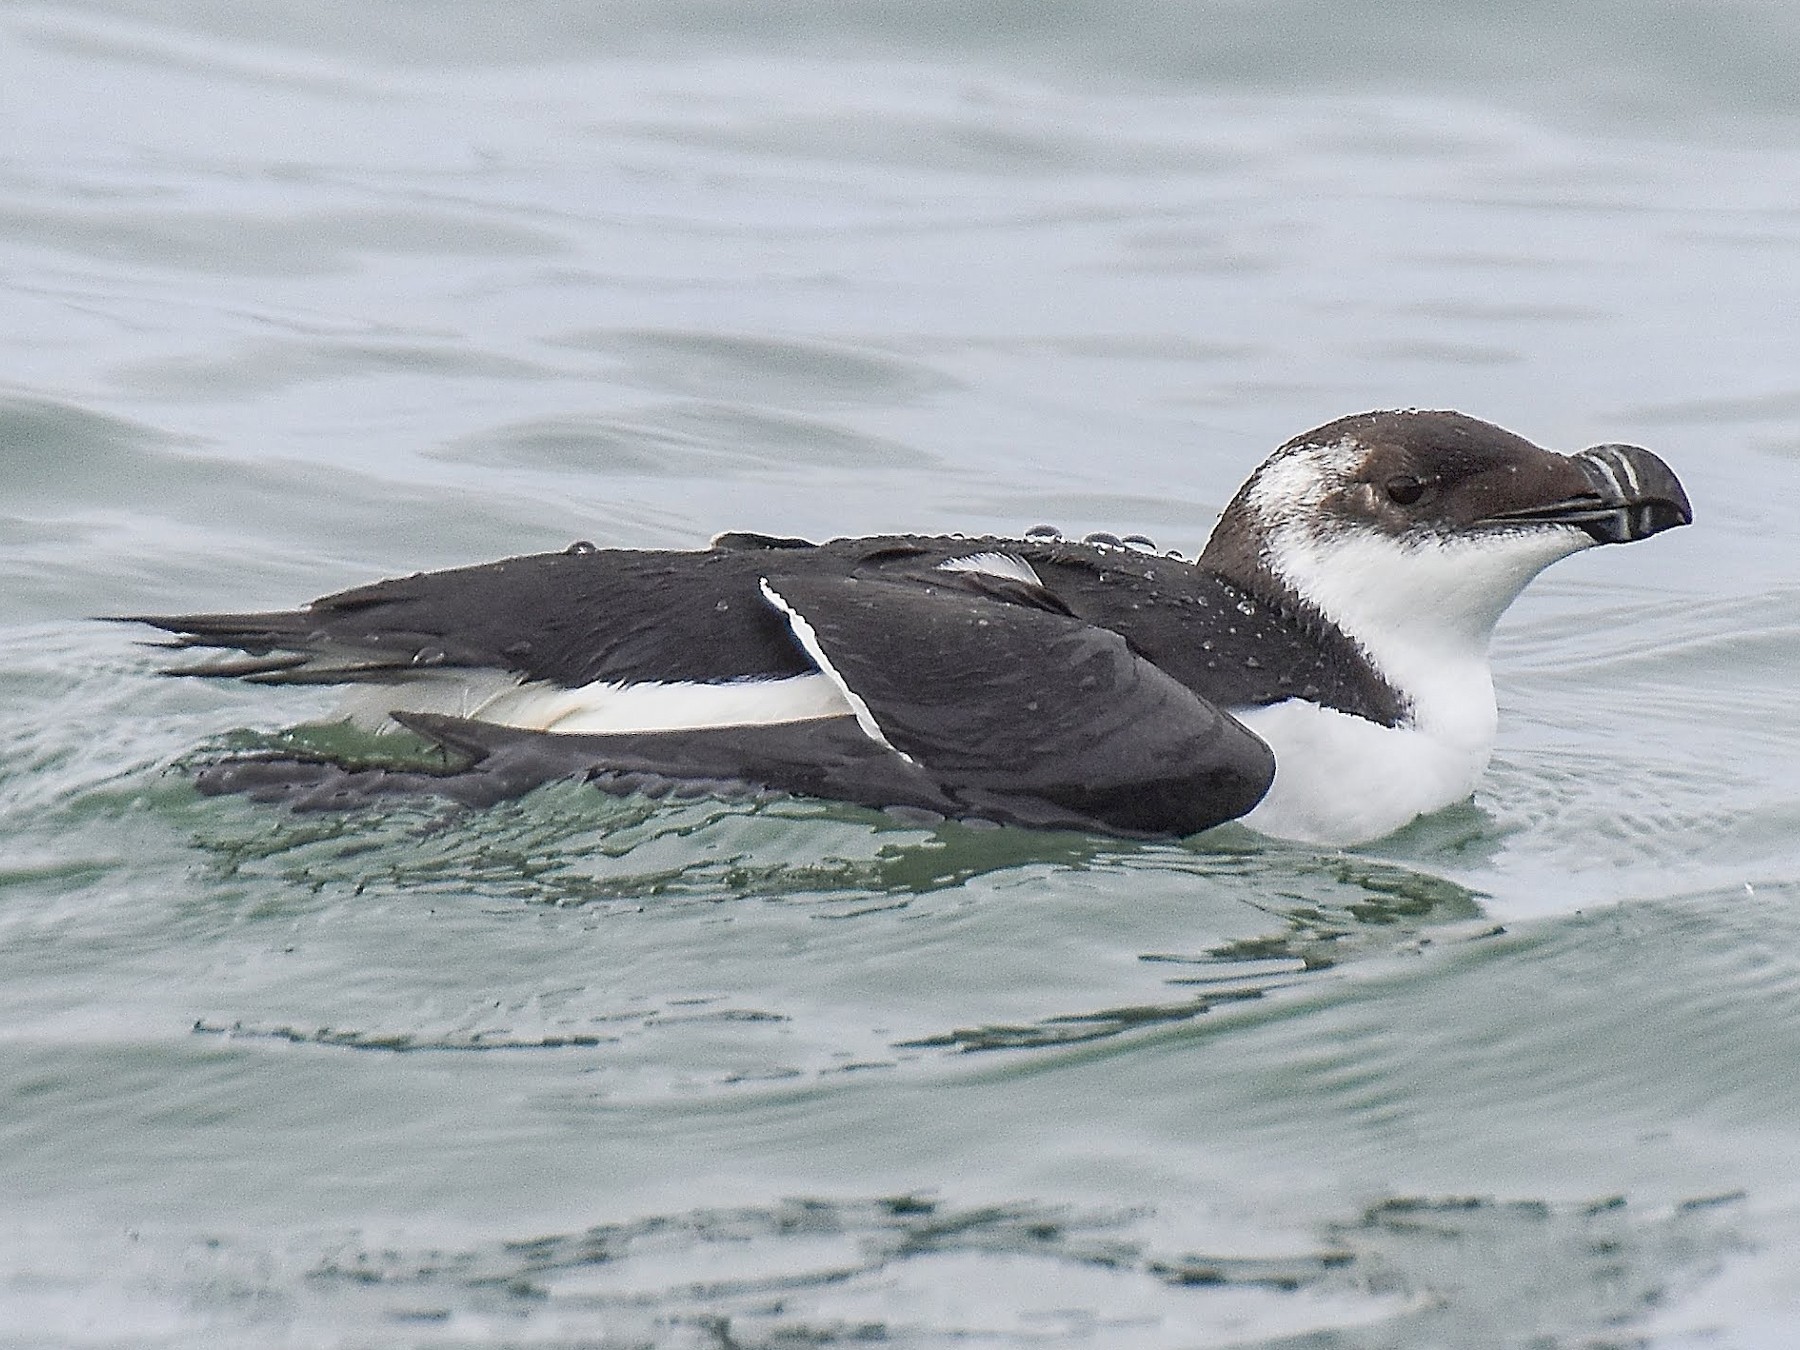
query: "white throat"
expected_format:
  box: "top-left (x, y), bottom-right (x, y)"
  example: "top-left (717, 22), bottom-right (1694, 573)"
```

top-left (1268, 523), bottom-right (1590, 736)
top-left (1231, 523), bottom-right (1592, 845)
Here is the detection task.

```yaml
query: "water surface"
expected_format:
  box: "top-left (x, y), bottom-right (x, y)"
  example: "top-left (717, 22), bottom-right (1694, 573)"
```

top-left (4, 3), bottom-right (1799, 1345)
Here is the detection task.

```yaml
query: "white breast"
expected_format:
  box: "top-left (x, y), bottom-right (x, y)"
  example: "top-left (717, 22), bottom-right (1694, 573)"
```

top-left (1231, 516), bottom-right (1591, 845)
top-left (1224, 563), bottom-right (1505, 847)
top-left (1230, 696), bottom-right (1494, 846)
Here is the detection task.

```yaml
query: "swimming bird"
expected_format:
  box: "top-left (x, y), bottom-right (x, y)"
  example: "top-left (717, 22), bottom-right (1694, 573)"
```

top-left (122, 410), bottom-right (1690, 845)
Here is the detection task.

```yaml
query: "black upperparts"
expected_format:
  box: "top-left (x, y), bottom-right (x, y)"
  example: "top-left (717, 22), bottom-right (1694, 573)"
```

top-left (129, 532), bottom-right (1406, 727)
top-left (1014, 541), bottom-right (1406, 727)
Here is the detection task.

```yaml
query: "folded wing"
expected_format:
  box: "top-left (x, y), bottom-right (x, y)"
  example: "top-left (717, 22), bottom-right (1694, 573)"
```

top-left (751, 571), bottom-right (1274, 835)
top-left (125, 551), bottom-right (1277, 837)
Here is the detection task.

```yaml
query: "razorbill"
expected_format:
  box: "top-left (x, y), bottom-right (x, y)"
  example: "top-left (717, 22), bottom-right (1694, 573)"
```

top-left (121, 410), bottom-right (1690, 845)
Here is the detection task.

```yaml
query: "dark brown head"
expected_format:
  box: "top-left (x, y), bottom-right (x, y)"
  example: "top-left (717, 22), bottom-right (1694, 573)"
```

top-left (1199, 409), bottom-right (1691, 652)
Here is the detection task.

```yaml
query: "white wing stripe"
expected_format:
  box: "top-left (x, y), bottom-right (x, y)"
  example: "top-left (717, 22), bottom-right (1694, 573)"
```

top-left (758, 578), bottom-right (916, 764)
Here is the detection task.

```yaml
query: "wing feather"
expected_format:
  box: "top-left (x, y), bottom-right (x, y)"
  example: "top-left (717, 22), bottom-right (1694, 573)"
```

top-left (758, 572), bottom-right (1273, 835)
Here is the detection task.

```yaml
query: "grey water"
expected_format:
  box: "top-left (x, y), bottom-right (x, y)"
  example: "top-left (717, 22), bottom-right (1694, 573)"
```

top-left (4, 2), bottom-right (1800, 1345)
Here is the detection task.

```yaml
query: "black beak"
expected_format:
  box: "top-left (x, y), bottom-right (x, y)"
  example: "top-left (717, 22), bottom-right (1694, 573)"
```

top-left (1569, 445), bottom-right (1693, 544)
top-left (1484, 444), bottom-right (1692, 545)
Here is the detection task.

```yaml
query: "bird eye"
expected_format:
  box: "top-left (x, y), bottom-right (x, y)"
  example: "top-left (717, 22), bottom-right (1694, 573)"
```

top-left (1385, 474), bottom-right (1426, 506)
